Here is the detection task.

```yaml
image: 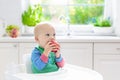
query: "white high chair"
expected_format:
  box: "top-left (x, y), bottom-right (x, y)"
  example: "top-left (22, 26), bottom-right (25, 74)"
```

top-left (22, 54), bottom-right (32, 73)
top-left (5, 54), bottom-right (103, 80)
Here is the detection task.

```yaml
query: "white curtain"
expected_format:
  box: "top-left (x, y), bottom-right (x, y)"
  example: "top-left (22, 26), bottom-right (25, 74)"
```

top-left (104, 0), bottom-right (113, 19)
top-left (114, 0), bottom-right (120, 36)
top-left (104, 0), bottom-right (120, 36)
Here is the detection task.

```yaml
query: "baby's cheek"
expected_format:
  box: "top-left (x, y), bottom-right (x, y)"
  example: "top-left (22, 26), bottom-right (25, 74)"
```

top-left (42, 42), bottom-right (48, 48)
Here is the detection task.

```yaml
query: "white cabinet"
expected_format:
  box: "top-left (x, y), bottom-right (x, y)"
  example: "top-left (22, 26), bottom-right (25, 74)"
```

top-left (19, 43), bottom-right (37, 63)
top-left (0, 43), bottom-right (19, 80)
top-left (94, 43), bottom-right (120, 80)
top-left (60, 42), bottom-right (93, 69)
top-left (19, 42), bottom-right (93, 69)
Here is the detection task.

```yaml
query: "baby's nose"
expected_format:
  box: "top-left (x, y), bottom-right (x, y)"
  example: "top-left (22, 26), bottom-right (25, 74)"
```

top-left (49, 37), bottom-right (55, 41)
top-left (51, 35), bottom-right (55, 39)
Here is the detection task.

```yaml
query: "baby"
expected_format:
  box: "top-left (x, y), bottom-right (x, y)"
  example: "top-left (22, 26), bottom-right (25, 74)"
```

top-left (31, 22), bottom-right (65, 73)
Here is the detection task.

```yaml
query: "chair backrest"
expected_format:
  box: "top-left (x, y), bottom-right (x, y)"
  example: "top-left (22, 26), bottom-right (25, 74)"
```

top-left (22, 54), bottom-right (32, 73)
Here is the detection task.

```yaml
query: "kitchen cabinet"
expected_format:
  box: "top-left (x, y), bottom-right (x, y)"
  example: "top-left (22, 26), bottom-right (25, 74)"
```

top-left (60, 42), bottom-right (93, 68)
top-left (94, 43), bottom-right (120, 80)
top-left (19, 43), bottom-right (37, 63)
top-left (0, 43), bottom-right (19, 80)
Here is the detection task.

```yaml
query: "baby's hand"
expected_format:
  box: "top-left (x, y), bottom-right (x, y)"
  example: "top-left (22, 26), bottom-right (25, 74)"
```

top-left (50, 40), bottom-right (60, 53)
top-left (43, 41), bottom-right (54, 56)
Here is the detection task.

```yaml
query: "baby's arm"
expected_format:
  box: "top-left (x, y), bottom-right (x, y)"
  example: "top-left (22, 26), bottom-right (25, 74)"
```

top-left (51, 40), bottom-right (65, 68)
top-left (31, 41), bottom-right (55, 71)
top-left (55, 55), bottom-right (65, 68)
top-left (31, 48), bottom-right (48, 70)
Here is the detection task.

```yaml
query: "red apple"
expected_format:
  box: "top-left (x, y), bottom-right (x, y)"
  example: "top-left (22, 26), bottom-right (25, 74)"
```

top-left (8, 29), bottom-right (19, 38)
top-left (50, 40), bottom-right (60, 53)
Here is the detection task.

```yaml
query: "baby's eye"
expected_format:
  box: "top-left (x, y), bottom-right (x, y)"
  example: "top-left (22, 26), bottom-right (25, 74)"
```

top-left (53, 34), bottom-right (56, 36)
top-left (46, 34), bottom-right (50, 36)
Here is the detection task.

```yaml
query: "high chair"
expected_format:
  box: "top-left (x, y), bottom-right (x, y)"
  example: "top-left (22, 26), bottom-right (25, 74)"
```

top-left (5, 54), bottom-right (103, 80)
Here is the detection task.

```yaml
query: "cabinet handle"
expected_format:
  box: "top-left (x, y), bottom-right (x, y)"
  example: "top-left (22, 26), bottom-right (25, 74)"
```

top-left (116, 48), bottom-right (120, 50)
top-left (13, 44), bottom-right (17, 47)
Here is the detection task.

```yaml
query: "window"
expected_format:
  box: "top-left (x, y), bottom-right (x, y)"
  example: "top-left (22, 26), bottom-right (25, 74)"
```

top-left (22, 0), bottom-right (114, 36)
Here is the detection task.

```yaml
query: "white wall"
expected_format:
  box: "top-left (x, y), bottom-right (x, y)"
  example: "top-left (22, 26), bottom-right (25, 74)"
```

top-left (0, 0), bottom-right (22, 27)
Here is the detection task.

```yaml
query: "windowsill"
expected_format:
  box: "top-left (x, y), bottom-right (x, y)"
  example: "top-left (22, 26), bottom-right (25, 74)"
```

top-left (19, 24), bottom-right (115, 37)
top-left (3, 32), bottom-right (115, 38)
top-left (19, 32), bottom-right (116, 37)
top-left (1, 35), bottom-right (120, 43)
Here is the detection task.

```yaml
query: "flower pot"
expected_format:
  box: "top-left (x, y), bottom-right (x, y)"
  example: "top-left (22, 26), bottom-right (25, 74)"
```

top-left (93, 27), bottom-right (113, 35)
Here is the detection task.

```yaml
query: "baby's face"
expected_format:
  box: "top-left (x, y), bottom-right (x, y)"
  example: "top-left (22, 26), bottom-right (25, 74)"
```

top-left (36, 26), bottom-right (56, 48)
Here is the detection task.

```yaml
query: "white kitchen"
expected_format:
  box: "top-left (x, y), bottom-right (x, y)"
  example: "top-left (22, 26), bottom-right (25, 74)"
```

top-left (0, 0), bottom-right (120, 80)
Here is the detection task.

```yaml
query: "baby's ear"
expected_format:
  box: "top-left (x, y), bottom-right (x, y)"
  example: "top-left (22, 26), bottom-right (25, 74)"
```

top-left (35, 37), bottom-right (39, 42)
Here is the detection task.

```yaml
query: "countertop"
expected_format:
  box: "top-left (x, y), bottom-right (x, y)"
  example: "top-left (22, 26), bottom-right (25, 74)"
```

top-left (1, 36), bottom-right (120, 43)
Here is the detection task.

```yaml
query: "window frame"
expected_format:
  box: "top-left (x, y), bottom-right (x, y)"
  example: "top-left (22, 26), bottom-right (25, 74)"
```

top-left (22, 0), bottom-right (115, 36)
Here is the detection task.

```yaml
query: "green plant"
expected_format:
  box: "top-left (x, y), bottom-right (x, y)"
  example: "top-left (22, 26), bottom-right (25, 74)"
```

top-left (22, 4), bottom-right (42, 27)
top-left (93, 17), bottom-right (112, 27)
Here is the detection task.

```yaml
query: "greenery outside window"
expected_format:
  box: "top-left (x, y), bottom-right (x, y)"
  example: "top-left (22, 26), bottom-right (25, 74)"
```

top-left (23, 0), bottom-right (113, 36)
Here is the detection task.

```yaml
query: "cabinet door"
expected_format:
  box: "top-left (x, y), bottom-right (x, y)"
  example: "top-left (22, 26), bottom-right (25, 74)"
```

top-left (0, 43), bottom-right (19, 80)
top-left (94, 55), bottom-right (120, 80)
top-left (94, 43), bottom-right (120, 55)
top-left (60, 43), bottom-right (93, 69)
top-left (19, 43), bottom-right (36, 63)
top-left (94, 43), bottom-right (120, 80)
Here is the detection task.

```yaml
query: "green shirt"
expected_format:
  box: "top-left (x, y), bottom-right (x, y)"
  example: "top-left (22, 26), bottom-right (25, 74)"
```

top-left (31, 46), bottom-right (59, 73)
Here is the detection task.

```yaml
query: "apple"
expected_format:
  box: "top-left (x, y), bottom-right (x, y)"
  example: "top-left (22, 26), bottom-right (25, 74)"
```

top-left (6, 25), bottom-right (20, 38)
top-left (8, 29), bottom-right (19, 38)
top-left (50, 40), bottom-right (59, 53)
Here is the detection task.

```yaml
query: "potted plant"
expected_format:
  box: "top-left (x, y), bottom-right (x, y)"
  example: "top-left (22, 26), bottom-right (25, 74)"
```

top-left (93, 17), bottom-right (113, 35)
top-left (22, 4), bottom-right (42, 33)
top-left (6, 25), bottom-right (20, 38)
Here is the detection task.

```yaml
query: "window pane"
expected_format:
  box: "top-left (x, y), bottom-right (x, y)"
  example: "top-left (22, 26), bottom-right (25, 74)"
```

top-left (41, 5), bottom-right (67, 23)
top-left (70, 0), bottom-right (104, 4)
top-left (30, 0), bottom-right (68, 5)
top-left (69, 5), bottom-right (104, 24)
top-left (29, 0), bottom-right (104, 25)
top-left (68, 0), bottom-right (104, 24)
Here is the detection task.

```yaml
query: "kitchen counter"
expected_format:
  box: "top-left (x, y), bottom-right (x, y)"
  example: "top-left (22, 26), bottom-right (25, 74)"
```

top-left (0, 36), bottom-right (120, 42)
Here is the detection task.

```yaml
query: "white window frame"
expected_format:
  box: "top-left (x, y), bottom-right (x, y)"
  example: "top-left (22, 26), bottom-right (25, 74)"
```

top-left (22, 0), bottom-right (115, 36)
top-left (55, 0), bottom-right (115, 36)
